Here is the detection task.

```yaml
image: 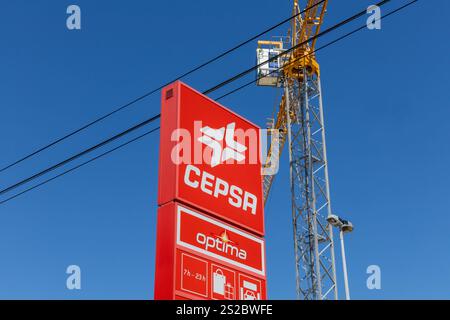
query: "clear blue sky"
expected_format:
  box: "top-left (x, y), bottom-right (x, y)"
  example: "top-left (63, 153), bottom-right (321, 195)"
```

top-left (0, 0), bottom-right (448, 299)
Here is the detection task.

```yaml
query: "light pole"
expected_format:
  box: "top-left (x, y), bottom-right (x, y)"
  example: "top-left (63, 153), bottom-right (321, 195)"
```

top-left (327, 214), bottom-right (354, 300)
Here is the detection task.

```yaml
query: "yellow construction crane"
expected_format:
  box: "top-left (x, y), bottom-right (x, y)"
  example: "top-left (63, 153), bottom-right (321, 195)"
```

top-left (258, 0), bottom-right (338, 300)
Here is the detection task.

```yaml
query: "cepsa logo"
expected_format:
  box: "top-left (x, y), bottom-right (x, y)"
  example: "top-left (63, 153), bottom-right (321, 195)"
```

top-left (171, 120), bottom-right (258, 167)
top-left (197, 122), bottom-right (247, 168)
top-left (159, 82), bottom-right (276, 235)
top-left (173, 120), bottom-right (260, 216)
top-left (183, 164), bottom-right (257, 215)
top-left (177, 205), bottom-right (265, 276)
top-left (171, 120), bottom-right (279, 174)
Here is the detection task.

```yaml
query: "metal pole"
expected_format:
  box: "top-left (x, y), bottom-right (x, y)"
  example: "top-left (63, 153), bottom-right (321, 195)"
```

top-left (339, 229), bottom-right (350, 300)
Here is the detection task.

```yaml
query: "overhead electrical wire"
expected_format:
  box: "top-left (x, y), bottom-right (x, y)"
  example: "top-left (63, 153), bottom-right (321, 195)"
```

top-left (0, 0), bottom-right (418, 205)
top-left (0, 127), bottom-right (160, 205)
top-left (0, 2), bottom-right (378, 199)
top-left (0, 0), bottom-right (326, 175)
top-left (0, 114), bottom-right (160, 197)
top-left (216, 0), bottom-right (419, 101)
top-left (203, 0), bottom-right (391, 95)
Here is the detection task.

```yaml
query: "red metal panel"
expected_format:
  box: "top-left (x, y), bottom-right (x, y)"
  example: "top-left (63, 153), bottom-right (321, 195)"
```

top-left (157, 84), bottom-right (179, 208)
top-left (153, 202), bottom-right (177, 300)
top-left (154, 202), bottom-right (267, 300)
top-left (158, 81), bottom-right (264, 236)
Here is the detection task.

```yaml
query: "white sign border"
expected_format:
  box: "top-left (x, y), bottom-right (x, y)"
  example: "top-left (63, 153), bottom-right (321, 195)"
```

top-left (176, 205), bottom-right (266, 276)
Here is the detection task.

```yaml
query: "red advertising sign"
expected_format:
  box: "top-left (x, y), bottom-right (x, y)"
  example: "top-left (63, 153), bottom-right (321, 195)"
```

top-left (158, 81), bottom-right (264, 235)
top-left (154, 202), bottom-right (267, 300)
top-left (155, 82), bottom-right (267, 300)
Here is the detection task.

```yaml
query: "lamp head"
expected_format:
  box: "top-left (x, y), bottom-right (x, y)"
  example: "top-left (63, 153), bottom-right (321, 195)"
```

top-left (327, 214), bottom-right (342, 227)
top-left (341, 220), bottom-right (354, 233)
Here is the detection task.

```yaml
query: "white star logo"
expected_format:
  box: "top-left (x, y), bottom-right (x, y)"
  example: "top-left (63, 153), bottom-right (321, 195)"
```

top-left (198, 122), bottom-right (247, 167)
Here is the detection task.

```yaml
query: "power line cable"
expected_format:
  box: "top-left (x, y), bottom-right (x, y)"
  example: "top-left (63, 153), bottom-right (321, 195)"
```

top-left (0, 127), bottom-right (160, 205)
top-left (0, 0), bottom-right (410, 202)
top-left (0, 114), bottom-right (160, 197)
top-left (203, 0), bottom-right (391, 95)
top-left (0, 0), bottom-right (326, 174)
top-left (216, 0), bottom-right (419, 101)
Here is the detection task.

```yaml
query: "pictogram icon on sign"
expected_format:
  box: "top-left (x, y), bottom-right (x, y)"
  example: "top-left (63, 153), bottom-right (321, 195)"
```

top-left (239, 274), bottom-right (262, 300)
top-left (213, 269), bottom-right (225, 295)
top-left (211, 264), bottom-right (235, 300)
top-left (198, 122), bottom-right (247, 167)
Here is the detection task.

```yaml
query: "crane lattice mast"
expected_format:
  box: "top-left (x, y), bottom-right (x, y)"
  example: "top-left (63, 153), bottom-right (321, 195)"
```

top-left (258, 0), bottom-right (338, 300)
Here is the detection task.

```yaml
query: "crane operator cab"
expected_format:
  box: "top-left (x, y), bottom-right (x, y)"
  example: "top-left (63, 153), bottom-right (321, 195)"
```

top-left (256, 41), bottom-right (286, 87)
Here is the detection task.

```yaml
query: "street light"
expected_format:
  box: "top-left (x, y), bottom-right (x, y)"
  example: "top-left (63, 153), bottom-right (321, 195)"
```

top-left (327, 214), bottom-right (354, 300)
